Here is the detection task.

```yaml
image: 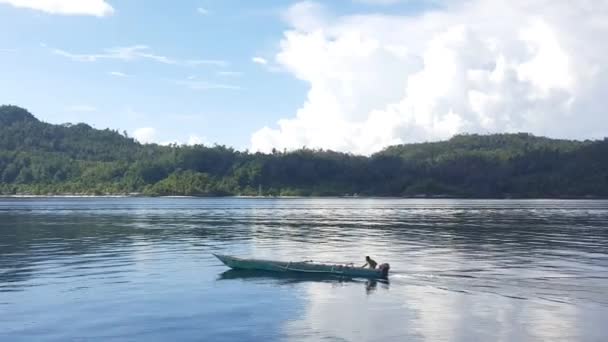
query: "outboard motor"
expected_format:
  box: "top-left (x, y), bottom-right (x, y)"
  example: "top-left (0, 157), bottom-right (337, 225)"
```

top-left (379, 263), bottom-right (390, 278)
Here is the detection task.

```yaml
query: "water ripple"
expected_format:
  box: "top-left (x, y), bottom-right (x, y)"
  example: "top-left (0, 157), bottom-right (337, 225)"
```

top-left (1, 198), bottom-right (607, 341)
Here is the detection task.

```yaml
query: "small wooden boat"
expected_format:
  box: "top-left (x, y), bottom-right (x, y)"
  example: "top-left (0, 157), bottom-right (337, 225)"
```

top-left (213, 254), bottom-right (390, 279)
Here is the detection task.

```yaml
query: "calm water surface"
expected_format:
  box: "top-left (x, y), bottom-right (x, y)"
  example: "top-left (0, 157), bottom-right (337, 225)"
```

top-left (1, 198), bottom-right (607, 341)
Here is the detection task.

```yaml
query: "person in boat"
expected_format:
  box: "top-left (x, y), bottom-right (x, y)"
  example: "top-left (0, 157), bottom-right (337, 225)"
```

top-left (362, 256), bottom-right (377, 269)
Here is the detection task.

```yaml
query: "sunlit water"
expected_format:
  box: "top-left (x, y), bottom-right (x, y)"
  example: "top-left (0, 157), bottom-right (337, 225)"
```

top-left (1, 198), bottom-right (607, 341)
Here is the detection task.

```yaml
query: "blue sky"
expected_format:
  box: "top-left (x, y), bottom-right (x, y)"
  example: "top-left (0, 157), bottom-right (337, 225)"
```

top-left (0, 0), bottom-right (424, 149)
top-left (1, 0), bottom-right (606, 154)
top-left (0, 0), bottom-right (314, 148)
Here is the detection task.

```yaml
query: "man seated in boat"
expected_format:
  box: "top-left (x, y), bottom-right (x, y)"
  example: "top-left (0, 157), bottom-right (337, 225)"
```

top-left (362, 256), bottom-right (377, 269)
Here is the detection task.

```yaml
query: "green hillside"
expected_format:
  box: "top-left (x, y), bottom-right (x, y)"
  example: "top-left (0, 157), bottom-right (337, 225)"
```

top-left (1, 105), bottom-right (607, 198)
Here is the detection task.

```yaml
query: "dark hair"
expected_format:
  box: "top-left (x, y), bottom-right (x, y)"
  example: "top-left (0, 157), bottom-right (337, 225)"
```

top-left (366, 256), bottom-right (370, 259)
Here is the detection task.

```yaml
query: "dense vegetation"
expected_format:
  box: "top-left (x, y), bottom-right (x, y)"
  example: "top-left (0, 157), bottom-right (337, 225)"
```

top-left (1, 105), bottom-right (607, 198)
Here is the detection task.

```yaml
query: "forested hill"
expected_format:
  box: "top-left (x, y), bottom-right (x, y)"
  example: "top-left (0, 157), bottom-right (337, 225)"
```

top-left (1, 105), bottom-right (607, 198)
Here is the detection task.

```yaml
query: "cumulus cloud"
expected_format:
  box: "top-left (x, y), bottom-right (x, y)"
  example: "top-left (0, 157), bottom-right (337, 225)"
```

top-left (251, 0), bottom-right (608, 155)
top-left (0, 0), bottom-right (114, 16)
top-left (133, 127), bottom-right (157, 144)
top-left (282, 1), bottom-right (327, 31)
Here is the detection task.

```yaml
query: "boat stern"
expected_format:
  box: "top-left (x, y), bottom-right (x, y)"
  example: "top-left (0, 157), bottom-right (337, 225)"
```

top-left (379, 263), bottom-right (390, 278)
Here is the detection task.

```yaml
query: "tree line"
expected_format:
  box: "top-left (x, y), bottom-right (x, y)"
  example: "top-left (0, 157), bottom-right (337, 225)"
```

top-left (1, 105), bottom-right (607, 198)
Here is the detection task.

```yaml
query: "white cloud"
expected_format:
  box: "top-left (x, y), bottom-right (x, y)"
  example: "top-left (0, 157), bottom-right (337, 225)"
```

top-left (187, 134), bottom-right (208, 145)
top-left (187, 59), bottom-right (228, 67)
top-left (52, 45), bottom-right (228, 67)
top-left (0, 0), bottom-right (114, 16)
top-left (252, 56), bottom-right (268, 65)
top-left (197, 7), bottom-right (209, 15)
top-left (0, 48), bottom-right (18, 53)
top-left (217, 71), bottom-right (243, 77)
top-left (159, 134), bottom-right (209, 146)
top-left (66, 105), bottom-right (97, 112)
top-left (159, 139), bottom-right (180, 146)
top-left (354, 0), bottom-right (409, 4)
top-left (251, 0), bottom-right (608, 155)
top-left (133, 127), bottom-right (157, 144)
top-left (282, 1), bottom-right (327, 32)
top-left (109, 71), bottom-right (128, 77)
top-left (175, 79), bottom-right (241, 91)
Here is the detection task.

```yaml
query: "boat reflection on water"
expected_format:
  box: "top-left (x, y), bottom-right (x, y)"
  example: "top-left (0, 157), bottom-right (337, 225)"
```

top-left (365, 279), bottom-right (378, 295)
top-left (217, 269), bottom-right (389, 294)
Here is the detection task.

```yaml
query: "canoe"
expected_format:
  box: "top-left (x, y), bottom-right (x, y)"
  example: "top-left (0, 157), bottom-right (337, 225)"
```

top-left (213, 254), bottom-right (389, 279)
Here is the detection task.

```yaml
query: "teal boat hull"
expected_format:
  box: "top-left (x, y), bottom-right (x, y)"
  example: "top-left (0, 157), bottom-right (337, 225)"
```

top-left (213, 254), bottom-right (389, 279)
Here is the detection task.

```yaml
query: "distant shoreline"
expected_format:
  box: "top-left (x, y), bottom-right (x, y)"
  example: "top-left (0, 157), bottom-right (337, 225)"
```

top-left (0, 194), bottom-right (606, 200)
top-left (3, 105), bottom-right (608, 201)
